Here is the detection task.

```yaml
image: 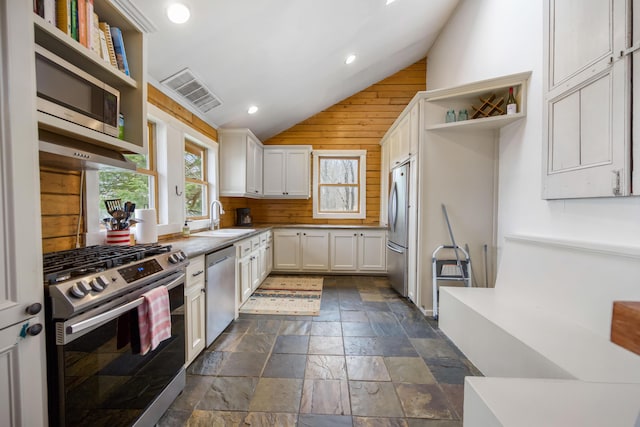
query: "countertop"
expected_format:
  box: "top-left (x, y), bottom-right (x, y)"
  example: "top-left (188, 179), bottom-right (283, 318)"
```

top-left (165, 224), bottom-right (387, 258)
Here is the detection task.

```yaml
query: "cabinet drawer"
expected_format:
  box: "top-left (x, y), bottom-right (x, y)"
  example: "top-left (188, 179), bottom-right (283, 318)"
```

top-left (251, 236), bottom-right (260, 250)
top-left (186, 255), bottom-right (205, 289)
top-left (237, 239), bottom-right (252, 257)
top-left (259, 232), bottom-right (268, 245)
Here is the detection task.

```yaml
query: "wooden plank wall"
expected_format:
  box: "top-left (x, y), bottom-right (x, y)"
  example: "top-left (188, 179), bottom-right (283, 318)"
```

top-left (40, 167), bottom-right (83, 253)
top-left (220, 58), bottom-right (426, 227)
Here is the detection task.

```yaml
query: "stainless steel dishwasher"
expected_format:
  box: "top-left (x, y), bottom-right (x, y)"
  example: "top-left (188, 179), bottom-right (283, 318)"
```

top-left (205, 245), bottom-right (236, 347)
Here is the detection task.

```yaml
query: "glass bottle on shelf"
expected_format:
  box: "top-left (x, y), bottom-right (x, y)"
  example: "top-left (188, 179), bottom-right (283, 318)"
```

top-left (506, 87), bottom-right (517, 115)
top-left (445, 109), bottom-right (456, 123)
top-left (458, 109), bottom-right (468, 121)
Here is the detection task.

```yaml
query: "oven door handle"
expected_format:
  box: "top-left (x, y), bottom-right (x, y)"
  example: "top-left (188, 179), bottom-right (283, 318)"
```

top-left (66, 273), bottom-right (185, 336)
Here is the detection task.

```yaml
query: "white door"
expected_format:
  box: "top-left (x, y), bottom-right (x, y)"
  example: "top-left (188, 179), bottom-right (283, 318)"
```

top-left (185, 285), bottom-right (206, 365)
top-left (273, 230), bottom-right (301, 270)
top-left (284, 150), bottom-right (310, 197)
top-left (0, 1), bottom-right (47, 425)
top-left (358, 231), bottom-right (386, 271)
top-left (250, 252), bottom-right (261, 291)
top-left (258, 245), bottom-right (268, 281)
top-left (330, 231), bottom-right (358, 271)
top-left (543, 0), bottom-right (629, 198)
top-left (265, 237), bottom-right (273, 276)
top-left (301, 231), bottom-right (329, 270)
top-left (0, 318), bottom-right (47, 427)
top-left (397, 113), bottom-right (411, 164)
top-left (246, 136), bottom-right (258, 195)
top-left (254, 142), bottom-right (263, 196)
top-left (263, 149), bottom-right (286, 196)
top-left (239, 255), bottom-right (252, 302)
top-left (409, 102), bottom-right (420, 157)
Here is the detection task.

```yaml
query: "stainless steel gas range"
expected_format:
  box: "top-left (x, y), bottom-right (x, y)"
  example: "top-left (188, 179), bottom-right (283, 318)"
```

top-left (43, 244), bottom-right (189, 427)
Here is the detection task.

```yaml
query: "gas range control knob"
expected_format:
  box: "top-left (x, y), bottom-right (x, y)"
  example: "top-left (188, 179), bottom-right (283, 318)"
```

top-left (69, 282), bottom-right (88, 299)
top-left (96, 275), bottom-right (110, 288)
top-left (177, 251), bottom-right (186, 261)
top-left (168, 254), bottom-right (179, 264)
top-left (90, 279), bottom-right (105, 292)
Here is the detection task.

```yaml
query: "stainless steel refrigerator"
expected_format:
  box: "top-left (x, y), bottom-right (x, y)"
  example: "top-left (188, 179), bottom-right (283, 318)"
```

top-left (387, 162), bottom-right (409, 296)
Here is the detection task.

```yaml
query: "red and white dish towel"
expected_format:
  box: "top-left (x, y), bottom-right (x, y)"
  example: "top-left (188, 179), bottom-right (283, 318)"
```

top-left (137, 286), bottom-right (172, 355)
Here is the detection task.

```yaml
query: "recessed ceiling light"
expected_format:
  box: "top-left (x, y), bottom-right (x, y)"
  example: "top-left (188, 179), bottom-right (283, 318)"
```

top-left (386, 0), bottom-right (396, 4)
top-left (248, 105), bottom-right (258, 114)
top-left (345, 54), bottom-right (356, 65)
top-left (167, 3), bottom-right (190, 24)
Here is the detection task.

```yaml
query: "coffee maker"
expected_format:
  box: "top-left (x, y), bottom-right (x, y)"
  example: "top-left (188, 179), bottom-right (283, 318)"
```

top-left (235, 208), bottom-right (252, 226)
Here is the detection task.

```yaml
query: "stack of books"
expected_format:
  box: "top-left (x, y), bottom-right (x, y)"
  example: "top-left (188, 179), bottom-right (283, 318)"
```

top-left (34, 0), bottom-right (130, 76)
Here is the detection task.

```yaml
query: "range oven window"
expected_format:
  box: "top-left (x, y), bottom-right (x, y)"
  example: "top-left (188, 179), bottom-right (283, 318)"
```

top-left (50, 284), bottom-right (185, 426)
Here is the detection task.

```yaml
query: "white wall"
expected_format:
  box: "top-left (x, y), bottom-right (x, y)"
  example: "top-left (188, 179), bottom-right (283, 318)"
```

top-left (427, 0), bottom-right (640, 264)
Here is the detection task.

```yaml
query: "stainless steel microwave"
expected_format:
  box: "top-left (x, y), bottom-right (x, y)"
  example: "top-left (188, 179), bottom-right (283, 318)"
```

top-left (35, 45), bottom-right (120, 137)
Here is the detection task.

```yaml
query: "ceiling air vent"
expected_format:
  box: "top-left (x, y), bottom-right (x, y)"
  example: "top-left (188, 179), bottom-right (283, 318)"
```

top-left (160, 68), bottom-right (222, 113)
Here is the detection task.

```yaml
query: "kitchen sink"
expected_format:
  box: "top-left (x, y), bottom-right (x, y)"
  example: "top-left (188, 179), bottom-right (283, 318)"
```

top-left (192, 228), bottom-right (256, 238)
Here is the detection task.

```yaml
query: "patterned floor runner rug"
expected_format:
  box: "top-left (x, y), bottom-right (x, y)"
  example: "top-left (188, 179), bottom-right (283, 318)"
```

top-left (239, 276), bottom-right (323, 316)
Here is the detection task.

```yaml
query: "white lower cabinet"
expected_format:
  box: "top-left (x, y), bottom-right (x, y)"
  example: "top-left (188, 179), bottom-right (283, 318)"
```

top-left (273, 229), bottom-right (302, 270)
top-left (185, 255), bottom-right (206, 366)
top-left (237, 231), bottom-right (272, 304)
top-left (357, 230), bottom-right (386, 271)
top-left (330, 231), bottom-right (358, 271)
top-left (301, 230), bottom-right (330, 270)
top-left (274, 228), bottom-right (386, 273)
top-left (238, 254), bottom-right (252, 303)
top-left (250, 250), bottom-right (261, 291)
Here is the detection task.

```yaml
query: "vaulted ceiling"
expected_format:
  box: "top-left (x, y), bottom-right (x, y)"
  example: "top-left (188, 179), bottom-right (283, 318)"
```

top-left (130, 0), bottom-right (460, 140)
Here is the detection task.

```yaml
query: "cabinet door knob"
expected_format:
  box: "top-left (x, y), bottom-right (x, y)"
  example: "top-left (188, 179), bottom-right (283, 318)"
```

top-left (25, 303), bottom-right (42, 315)
top-left (303, 233), bottom-right (306, 236)
top-left (27, 323), bottom-right (43, 336)
top-left (201, 288), bottom-right (206, 293)
top-left (354, 233), bottom-right (357, 236)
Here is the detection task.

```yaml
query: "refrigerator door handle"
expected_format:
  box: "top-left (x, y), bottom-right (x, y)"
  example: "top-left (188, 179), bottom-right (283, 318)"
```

top-left (388, 181), bottom-right (398, 232)
top-left (386, 242), bottom-right (404, 254)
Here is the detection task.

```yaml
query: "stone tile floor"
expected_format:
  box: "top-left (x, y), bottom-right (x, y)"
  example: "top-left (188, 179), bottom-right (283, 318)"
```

top-left (159, 275), bottom-right (481, 427)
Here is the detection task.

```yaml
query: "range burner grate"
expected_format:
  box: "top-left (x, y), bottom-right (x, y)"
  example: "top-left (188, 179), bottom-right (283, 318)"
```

top-left (43, 244), bottom-right (172, 285)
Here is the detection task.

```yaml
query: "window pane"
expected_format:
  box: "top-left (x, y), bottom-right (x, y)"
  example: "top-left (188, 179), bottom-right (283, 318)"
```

top-left (125, 153), bottom-right (148, 169)
top-left (320, 158), bottom-right (358, 184)
top-left (185, 151), bottom-right (203, 180)
top-left (98, 171), bottom-right (151, 219)
top-left (320, 186), bottom-right (359, 212)
top-left (185, 182), bottom-right (207, 217)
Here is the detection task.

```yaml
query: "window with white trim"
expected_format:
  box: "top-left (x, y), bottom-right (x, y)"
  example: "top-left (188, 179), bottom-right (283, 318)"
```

top-left (98, 121), bottom-right (157, 222)
top-left (312, 150), bottom-right (366, 219)
top-left (184, 139), bottom-right (208, 219)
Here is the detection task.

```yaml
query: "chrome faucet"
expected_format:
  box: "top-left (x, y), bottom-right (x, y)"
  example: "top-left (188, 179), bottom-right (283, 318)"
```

top-left (210, 200), bottom-right (225, 230)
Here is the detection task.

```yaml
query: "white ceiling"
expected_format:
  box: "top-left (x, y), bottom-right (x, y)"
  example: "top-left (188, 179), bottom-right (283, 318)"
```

top-left (129, 0), bottom-right (459, 140)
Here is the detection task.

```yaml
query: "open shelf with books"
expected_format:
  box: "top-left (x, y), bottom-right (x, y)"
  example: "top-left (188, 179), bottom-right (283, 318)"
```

top-left (32, 0), bottom-right (147, 152)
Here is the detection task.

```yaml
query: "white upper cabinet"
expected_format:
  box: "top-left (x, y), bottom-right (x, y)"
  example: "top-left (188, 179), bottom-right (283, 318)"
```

top-left (388, 107), bottom-right (417, 168)
top-left (219, 129), bottom-right (264, 198)
top-left (246, 134), bottom-right (263, 196)
top-left (263, 146), bottom-right (312, 198)
top-left (543, 0), bottom-right (631, 198)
